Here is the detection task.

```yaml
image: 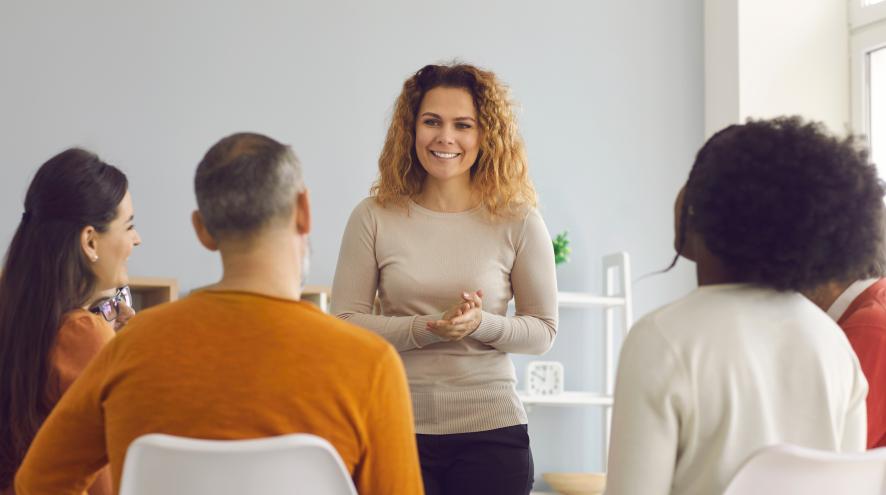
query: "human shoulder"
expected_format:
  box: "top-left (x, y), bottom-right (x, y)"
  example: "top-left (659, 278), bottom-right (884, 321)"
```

top-left (60, 309), bottom-right (107, 331)
top-left (53, 309), bottom-right (115, 388)
top-left (119, 294), bottom-right (195, 323)
top-left (58, 309), bottom-right (113, 342)
top-left (622, 287), bottom-right (732, 348)
top-left (622, 307), bottom-right (677, 356)
top-left (644, 284), bottom-right (781, 328)
top-left (485, 203), bottom-right (546, 240)
top-left (347, 196), bottom-right (411, 234)
top-left (54, 309), bottom-right (114, 364)
top-left (843, 279), bottom-right (886, 327)
top-left (352, 196), bottom-right (378, 215)
top-left (617, 306), bottom-right (691, 403)
top-left (519, 206), bottom-right (547, 232)
top-left (491, 202), bottom-right (538, 225)
top-left (353, 196), bottom-right (408, 218)
top-left (111, 294), bottom-right (208, 343)
top-left (319, 311), bottom-right (397, 356)
top-left (294, 306), bottom-right (400, 374)
top-left (842, 301), bottom-right (886, 336)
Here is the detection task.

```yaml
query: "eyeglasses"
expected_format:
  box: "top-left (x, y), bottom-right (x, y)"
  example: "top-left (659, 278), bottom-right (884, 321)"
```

top-left (89, 286), bottom-right (132, 322)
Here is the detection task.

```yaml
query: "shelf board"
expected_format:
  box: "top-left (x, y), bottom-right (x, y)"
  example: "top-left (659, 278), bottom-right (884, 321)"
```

top-left (129, 276), bottom-right (178, 291)
top-left (508, 291), bottom-right (625, 310)
top-left (558, 291), bottom-right (625, 308)
top-left (129, 276), bottom-right (178, 311)
top-left (301, 286), bottom-right (330, 313)
top-left (519, 391), bottom-right (613, 407)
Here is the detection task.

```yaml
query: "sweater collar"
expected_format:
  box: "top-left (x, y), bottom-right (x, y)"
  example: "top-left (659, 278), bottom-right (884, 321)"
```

top-left (827, 278), bottom-right (880, 321)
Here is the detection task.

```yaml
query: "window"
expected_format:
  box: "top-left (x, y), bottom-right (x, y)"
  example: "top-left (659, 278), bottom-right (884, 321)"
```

top-left (873, 47), bottom-right (886, 173)
top-left (853, 0), bottom-right (886, 28)
top-left (851, 0), bottom-right (886, 177)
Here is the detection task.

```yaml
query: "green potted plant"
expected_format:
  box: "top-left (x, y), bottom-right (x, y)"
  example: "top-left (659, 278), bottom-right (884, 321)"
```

top-left (552, 231), bottom-right (570, 266)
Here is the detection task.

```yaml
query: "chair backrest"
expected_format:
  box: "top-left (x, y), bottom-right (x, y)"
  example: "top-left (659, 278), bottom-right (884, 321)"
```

top-left (723, 444), bottom-right (886, 495)
top-left (118, 433), bottom-right (358, 495)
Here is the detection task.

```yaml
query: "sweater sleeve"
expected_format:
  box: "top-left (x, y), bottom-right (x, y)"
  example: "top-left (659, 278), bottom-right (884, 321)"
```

top-left (469, 209), bottom-right (558, 355)
top-left (841, 322), bottom-right (878, 449)
top-left (841, 361), bottom-right (868, 453)
top-left (53, 312), bottom-right (115, 396)
top-left (52, 312), bottom-right (115, 495)
top-left (354, 345), bottom-right (424, 494)
top-left (15, 342), bottom-right (113, 495)
top-left (331, 200), bottom-right (445, 351)
top-left (605, 317), bottom-right (689, 495)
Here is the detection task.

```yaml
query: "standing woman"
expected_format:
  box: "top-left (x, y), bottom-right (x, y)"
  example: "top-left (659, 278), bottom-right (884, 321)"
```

top-left (0, 149), bottom-right (141, 495)
top-left (332, 63), bottom-right (558, 495)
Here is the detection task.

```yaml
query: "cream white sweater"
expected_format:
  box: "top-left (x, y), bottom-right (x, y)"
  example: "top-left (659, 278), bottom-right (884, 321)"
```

top-left (606, 284), bottom-right (868, 495)
top-left (331, 197), bottom-right (559, 434)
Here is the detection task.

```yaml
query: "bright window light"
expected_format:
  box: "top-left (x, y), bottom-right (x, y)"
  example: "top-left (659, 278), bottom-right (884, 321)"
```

top-left (872, 46), bottom-right (885, 177)
top-left (864, 0), bottom-right (886, 6)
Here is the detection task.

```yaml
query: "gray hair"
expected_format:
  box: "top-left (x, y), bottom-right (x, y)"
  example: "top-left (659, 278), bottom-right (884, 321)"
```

top-left (194, 132), bottom-right (304, 238)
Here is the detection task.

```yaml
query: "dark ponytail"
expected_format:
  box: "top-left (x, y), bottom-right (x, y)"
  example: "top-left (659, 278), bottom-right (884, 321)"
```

top-left (0, 148), bottom-right (127, 488)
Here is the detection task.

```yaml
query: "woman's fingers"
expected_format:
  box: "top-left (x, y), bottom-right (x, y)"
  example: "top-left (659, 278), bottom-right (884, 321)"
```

top-left (427, 319), bottom-right (475, 340)
top-left (445, 298), bottom-right (478, 320)
top-left (461, 290), bottom-right (483, 308)
top-left (450, 309), bottom-right (478, 326)
top-left (430, 293), bottom-right (484, 341)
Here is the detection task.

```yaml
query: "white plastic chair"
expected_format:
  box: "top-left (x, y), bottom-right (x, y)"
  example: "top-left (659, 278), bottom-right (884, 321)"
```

top-left (118, 433), bottom-right (358, 495)
top-left (723, 444), bottom-right (886, 495)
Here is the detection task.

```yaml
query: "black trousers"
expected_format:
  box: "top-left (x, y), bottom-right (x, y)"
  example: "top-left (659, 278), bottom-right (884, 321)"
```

top-left (417, 425), bottom-right (534, 495)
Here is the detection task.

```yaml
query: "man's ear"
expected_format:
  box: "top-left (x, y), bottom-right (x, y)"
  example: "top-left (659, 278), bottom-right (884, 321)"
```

top-left (80, 225), bottom-right (99, 262)
top-left (295, 188), bottom-right (311, 236)
top-left (191, 211), bottom-right (219, 251)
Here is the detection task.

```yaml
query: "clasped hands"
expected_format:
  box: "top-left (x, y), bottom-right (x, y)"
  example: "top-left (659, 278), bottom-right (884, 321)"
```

top-left (427, 289), bottom-right (484, 341)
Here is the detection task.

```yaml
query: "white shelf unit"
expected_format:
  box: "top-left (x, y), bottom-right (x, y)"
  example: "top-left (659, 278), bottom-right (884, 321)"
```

top-left (301, 285), bottom-right (331, 313)
top-left (518, 252), bottom-right (633, 469)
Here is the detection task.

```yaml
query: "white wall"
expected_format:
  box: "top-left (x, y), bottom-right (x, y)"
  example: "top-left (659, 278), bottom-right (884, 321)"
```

top-left (704, 0), bottom-right (850, 136)
top-left (704, 0), bottom-right (741, 136)
top-left (0, 0), bottom-right (702, 482)
top-left (739, 0), bottom-right (850, 132)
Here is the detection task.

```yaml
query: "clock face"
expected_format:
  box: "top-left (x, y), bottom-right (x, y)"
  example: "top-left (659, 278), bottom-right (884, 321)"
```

top-left (526, 361), bottom-right (564, 396)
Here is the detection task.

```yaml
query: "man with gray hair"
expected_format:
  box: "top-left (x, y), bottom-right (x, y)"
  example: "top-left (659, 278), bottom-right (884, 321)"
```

top-left (15, 133), bottom-right (424, 495)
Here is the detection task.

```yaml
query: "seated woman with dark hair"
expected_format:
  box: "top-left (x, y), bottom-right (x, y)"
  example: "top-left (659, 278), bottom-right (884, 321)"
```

top-left (605, 117), bottom-right (884, 495)
top-left (0, 149), bottom-right (141, 495)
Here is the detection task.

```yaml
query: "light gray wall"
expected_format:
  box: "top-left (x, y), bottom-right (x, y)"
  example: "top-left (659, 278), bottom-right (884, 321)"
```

top-left (0, 0), bottom-right (702, 483)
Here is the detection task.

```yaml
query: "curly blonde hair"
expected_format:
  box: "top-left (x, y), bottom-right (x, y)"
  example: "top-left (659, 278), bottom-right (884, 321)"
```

top-left (371, 63), bottom-right (537, 217)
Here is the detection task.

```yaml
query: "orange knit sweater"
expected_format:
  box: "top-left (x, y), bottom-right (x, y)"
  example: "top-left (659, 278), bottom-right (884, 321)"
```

top-left (15, 291), bottom-right (423, 495)
top-left (1, 310), bottom-right (114, 495)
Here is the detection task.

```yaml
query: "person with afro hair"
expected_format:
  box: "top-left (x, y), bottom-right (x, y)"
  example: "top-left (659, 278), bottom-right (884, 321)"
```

top-left (605, 116), bottom-right (884, 495)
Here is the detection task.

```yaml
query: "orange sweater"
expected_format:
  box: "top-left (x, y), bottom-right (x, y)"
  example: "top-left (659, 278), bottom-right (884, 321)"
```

top-left (1, 310), bottom-right (114, 495)
top-left (15, 291), bottom-right (423, 495)
top-left (48, 311), bottom-right (115, 407)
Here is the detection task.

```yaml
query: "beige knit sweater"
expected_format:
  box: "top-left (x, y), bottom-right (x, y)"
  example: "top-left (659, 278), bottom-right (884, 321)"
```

top-left (331, 197), bottom-right (559, 434)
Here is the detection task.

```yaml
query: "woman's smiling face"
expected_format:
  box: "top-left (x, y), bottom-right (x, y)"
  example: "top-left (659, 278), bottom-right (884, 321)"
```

top-left (414, 86), bottom-right (481, 184)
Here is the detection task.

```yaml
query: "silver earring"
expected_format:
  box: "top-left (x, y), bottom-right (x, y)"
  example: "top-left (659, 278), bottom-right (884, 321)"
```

top-left (92, 256), bottom-right (99, 262)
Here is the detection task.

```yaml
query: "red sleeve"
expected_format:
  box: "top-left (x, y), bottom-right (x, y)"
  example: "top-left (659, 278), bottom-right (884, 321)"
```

top-left (842, 321), bottom-right (886, 448)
